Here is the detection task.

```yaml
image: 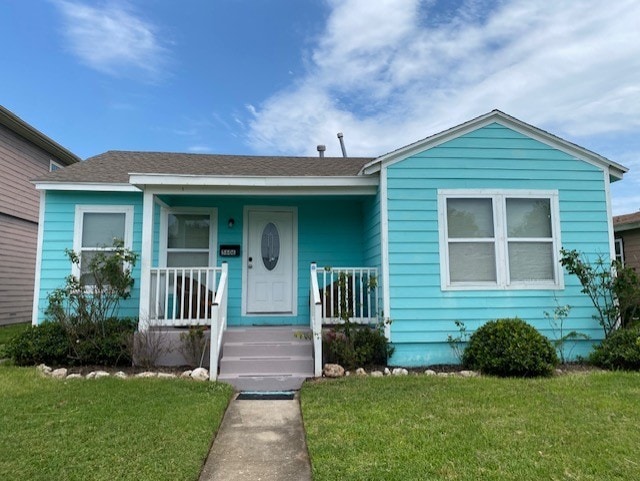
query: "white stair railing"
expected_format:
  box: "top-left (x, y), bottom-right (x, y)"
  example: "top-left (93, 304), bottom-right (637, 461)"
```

top-left (209, 262), bottom-right (228, 381)
top-left (310, 263), bottom-right (323, 377)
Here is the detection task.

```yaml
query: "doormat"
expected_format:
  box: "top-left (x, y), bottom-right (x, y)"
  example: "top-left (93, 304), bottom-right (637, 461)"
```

top-left (236, 391), bottom-right (295, 400)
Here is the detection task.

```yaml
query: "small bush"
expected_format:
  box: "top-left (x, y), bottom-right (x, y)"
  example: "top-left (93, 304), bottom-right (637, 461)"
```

top-left (7, 318), bottom-right (136, 366)
top-left (179, 326), bottom-right (207, 368)
top-left (462, 318), bottom-right (558, 377)
top-left (323, 325), bottom-right (394, 369)
top-left (69, 317), bottom-right (137, 366)
top-left (589, 326), bottom-right (640, 370)
top-left (6, 322), bottom-right (69, 366)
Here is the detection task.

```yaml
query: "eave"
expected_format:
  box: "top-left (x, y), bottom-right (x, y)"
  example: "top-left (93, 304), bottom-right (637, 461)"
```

top-left (128, 173), bottom-right (379, 195)
top-left (0, 105), bottom-right (80, 166)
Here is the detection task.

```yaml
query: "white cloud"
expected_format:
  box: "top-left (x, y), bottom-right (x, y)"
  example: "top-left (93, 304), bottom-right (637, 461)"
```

top-left (247, 0), bottom-right (640, 160)
top-left (54, 0), bottom-right (168, 79)
top-left (187, 145), bottom-right (213, 153)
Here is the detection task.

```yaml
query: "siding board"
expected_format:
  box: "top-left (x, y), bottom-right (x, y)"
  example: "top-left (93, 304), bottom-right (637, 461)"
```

top-left (386, 122), bottom-right (611, 366)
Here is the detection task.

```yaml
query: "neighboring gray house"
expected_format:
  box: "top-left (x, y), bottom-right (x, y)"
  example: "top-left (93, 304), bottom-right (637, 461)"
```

top-left (0, 105), bottom-right (79, 325)
top-left (613, 211), bottom-right (640, 271)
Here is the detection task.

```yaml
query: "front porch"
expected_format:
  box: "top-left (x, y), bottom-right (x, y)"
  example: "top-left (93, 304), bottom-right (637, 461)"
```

top-left (141, 263), bottom-right (379, 386)
top-left (134, 189), bottom-right (383, 383)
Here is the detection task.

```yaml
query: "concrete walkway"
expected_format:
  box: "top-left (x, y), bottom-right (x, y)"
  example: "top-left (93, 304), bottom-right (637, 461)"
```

top-left (199, 394), bottom-right (312, 481)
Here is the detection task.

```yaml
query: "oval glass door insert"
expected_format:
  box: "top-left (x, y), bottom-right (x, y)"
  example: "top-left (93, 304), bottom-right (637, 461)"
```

top-left (261, 222), bottom-right (280, 271)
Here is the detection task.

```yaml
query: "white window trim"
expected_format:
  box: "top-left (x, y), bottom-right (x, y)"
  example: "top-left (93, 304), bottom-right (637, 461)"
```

top-left (437, 189), bottom-right (563, 291)
top-left (49, 159), bottom-right (63, 172)
top-left (615, 238), bottom-right (625, 266)
top-left (73, 205), bottom-right (134, 282)
top-left (159, 207), bottom-right (218, 268)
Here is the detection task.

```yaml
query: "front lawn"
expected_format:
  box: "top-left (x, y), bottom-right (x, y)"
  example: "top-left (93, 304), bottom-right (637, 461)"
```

top-left (301, 372), bottom-right (640, 481)
top-left (0, 366), bottom-right (234, 481)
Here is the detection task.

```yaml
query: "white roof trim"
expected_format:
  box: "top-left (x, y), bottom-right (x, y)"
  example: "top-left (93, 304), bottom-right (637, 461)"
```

top-left (614, 222), bottom-right (640, 233)
top-left (129, 173), bottom-right (379, 188)
top-left (34, 182), bottom-right (140, 192)
top-left (360, 110), bottom-right (627, 180)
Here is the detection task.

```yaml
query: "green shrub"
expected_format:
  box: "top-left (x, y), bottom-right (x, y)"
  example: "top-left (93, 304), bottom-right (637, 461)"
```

top-left (462, 318), bottom-right (558, 377)
top-left (7, 318), bottom-right (136, 366)
top-left (6, 322), bottom-right (69, 366)
top-left (8, 242), bottom-right (139, 367)
top-left (589, 326), bottom-right (640, 370)
top-left (69, 317), bottom-right (137, 366)
top-left (323, 325), bottom-right (394, 369)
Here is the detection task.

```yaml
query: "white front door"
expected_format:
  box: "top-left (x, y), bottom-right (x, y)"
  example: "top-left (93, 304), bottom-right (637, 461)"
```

top-left (245, 208), bottom-right (296, 314)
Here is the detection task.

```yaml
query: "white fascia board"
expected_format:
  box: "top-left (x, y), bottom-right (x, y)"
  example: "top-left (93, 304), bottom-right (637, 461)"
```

top-left (361, 110), bottom-right (628, 179)
top-left (129, 174), bottom-right (378, 195)
top-left (134, 185), bottom-right (378, 196)
top-left (34, 182), bottom-right (140, 192)
top-left (129, 173), bottom-right (378, 187)
top-left (614, 222), bottom-right (640, 233)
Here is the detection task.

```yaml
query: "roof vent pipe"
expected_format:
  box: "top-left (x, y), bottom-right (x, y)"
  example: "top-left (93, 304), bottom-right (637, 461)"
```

top-left (317, 144), bottom-right (326, 158)
top-left (337, 132), bottom-right (347, 158)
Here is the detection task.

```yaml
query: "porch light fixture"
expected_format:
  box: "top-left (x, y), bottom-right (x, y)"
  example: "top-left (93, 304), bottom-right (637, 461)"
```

top-left (228, 218), bottom-right (235, 228)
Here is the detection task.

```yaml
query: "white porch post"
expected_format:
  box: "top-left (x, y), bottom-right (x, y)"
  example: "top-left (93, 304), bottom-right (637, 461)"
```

top-left (380, 166), bottom-right (391, 339)
top-left (138, 189), bottom-right (154, 330)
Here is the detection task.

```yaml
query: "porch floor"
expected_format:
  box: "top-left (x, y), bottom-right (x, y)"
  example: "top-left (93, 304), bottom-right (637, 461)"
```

top-left (218, 326), bottom-right (315, 391)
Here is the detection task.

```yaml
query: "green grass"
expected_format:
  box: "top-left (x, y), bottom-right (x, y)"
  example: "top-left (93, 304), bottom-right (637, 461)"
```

top-left (301, 372), bottom-right (640, 481)
top-left (0, 365), bottom-right (234, 481)
top-left (0, 322), bottom-right (29, 357)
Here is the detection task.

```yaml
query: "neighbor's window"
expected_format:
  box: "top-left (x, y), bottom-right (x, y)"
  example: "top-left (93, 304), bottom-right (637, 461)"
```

top-left (615, 238), bottom-right (624, 266)
top-left (166, 212), bottom-right (212, 267)
top-left (49, 159), bottom-right (63, 172)
top-left (73, 206), bottom-right (133, 284)
top-left (440, 191), bottom-right (560, 289)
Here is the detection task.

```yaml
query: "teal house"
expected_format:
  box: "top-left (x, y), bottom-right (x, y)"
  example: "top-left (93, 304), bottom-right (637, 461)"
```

top-left (32, 111), bottom-right (626, 385)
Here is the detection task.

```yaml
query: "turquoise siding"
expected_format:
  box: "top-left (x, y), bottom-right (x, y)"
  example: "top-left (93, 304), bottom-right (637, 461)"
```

top-left (36, 192), bottom-right (372, 327)
top-left (165, 196), bottom-right (368, 326)
top-left (386, 123), bottom-right (611, 366)
top-left (36, 191), bottom-right (143, 322)
top-left (363, 187), bottom-right (381, 270)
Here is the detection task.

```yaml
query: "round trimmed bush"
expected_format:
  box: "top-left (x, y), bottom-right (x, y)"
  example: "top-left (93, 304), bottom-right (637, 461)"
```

top-left (589, 326), bottom-right (640, 370)
top-left (462, 318), bottom-right (558, 377)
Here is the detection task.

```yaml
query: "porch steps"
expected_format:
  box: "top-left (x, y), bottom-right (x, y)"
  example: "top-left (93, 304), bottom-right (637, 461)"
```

top-left (217, 327), bottom-right (315, 391)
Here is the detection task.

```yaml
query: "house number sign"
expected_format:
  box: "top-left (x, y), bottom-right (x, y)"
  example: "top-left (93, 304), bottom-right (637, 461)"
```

top-left (219, 245), bottom-right (241, 257)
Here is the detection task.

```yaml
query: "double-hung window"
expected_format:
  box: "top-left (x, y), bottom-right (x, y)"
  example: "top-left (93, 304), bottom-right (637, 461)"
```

top-left (73, 206), bottom-right (134, 285)
top-left (439, 190), bottom-right (561, 290)
top-left (161, 209), bottom-right (216, 268)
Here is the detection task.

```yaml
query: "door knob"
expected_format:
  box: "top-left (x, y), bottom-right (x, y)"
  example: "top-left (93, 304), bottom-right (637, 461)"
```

top-left (248, 256), bottom-right (253, 269)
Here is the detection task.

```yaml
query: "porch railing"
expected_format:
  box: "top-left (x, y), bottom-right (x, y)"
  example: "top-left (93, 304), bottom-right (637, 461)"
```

top-left (209, 262), bottom-right (228, 381)
top-left (309, 263), bottom-right (323, 377)
top-left (310, 263), bottom-right (380, 376)
top-left (148, 266), bottom-right (222, 326)
top-left (318, 266), bottom-right (379, 324)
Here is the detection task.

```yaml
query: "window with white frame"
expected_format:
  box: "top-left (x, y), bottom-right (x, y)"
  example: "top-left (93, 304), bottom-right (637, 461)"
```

top-left (49, 159), bottom-right (63, 172)
top-left (615, 238), bottom-right (624, 266)
top-left (73, 206), bottom-right (134, 285)
top-left (439, 190), bottom-right (561, 289)
top-left (163, 210), bottom-right (215, 267)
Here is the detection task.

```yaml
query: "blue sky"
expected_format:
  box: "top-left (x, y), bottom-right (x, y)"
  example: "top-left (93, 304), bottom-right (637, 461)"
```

top-left (1, 0), bottom-right (639, 214)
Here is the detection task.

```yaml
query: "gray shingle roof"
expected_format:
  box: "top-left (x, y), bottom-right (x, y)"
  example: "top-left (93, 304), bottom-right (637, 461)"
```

top-left (34, 151), bottom-right (374, 183)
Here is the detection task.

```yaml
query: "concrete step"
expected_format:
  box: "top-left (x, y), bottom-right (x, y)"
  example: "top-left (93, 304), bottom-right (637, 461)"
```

top-left (219, 355), bottom-right (314, 375)
top-left (217, 373), bottom-right (311, 391)
top-left (223, 340), bottom-right (312, 357)
top-left (223, 326), bottom-right (312, 343)
top-left (218, 326), bottom-right (315, 391)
